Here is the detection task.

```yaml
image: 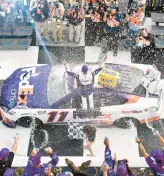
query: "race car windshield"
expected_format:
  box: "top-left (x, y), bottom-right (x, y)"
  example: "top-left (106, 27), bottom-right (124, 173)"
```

top-left (47, 66), bottom-right (69, 106)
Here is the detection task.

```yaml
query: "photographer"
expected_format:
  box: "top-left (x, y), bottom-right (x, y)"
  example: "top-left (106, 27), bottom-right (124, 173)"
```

top-left (126, 4), bottom-right (144, 47)
top-left (67, 2), bottom-right (84, 44)
top-left (30, 0), bottom-right (50, 41)
top-left (117, 159), bottom-right (135, 176)
top-left (1, 0), bottom-right (16, 34)
top-left (89, 2), bottom-right (105, 44)
top-left (49, 0), bottom-right (65, 43)
top-left (136, 28), bottom-right (155, 63)
top-left (98, 6), bottom-right (121, 58)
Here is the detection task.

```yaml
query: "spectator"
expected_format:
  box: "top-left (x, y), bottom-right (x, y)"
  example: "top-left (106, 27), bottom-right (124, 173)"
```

top-left (83, 125), bottom-right (97, 157)
top-left (126, 5), bottom-right (144, 47)
top-left (136, 28), bottom-right (155, 63)
top-left (3, 168), bottom-right (15, 176)
top-left (136, 130), bottom-right (164, 176)
top-left (117, 159), bottom-right (135, 176)
top-left (30, 0), bottom-right (50, 41)
top-left (49, 0), bottom-right (65, 43)
top-left (67, 2), bottom-right (84, 44)
top-left (0, 135), bottom-right (19, 175)
top-left (22, 147), bottom-right (59, 175)
top-left (104, 137), bottom-right (116, 175)
top-left (98, 7), bottom-right (121, 57)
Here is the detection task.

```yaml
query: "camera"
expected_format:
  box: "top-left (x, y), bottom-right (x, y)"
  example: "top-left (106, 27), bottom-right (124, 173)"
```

top-left (128, 1), bottom-right (138, 15)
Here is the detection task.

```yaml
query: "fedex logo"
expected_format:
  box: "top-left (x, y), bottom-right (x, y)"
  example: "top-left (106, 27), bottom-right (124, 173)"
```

top-left (17, 67), bottom-right (36, 105)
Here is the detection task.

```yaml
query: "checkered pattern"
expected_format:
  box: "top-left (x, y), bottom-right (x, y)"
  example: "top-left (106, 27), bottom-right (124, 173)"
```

top-left (68, 121), bottom-right (83, 139)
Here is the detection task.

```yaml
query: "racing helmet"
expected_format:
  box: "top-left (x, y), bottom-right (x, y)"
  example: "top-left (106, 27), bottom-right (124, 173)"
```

top-left (81, 65), bottom-right (88, 73)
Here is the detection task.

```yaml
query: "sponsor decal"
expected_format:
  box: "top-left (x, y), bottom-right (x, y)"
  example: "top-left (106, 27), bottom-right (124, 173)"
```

top-left (121, 110), bottom-right (142, 114)
top-left (98, 68), bottom-right (119, 88)
top-left (96, 113), bottom-right (113, 124)
top-left (17, 67), bottom-right (36, 105)
top-left (47, 111), bottom-right (68, 123)
top-left (10, 89), bottom-right (17, 107)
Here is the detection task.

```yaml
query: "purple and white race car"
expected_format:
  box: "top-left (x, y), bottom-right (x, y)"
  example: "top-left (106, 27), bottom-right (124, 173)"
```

top-left (0, 63), bottom-right (164, 128)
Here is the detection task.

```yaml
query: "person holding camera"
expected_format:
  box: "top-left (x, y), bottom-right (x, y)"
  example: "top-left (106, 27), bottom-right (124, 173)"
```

top-left (1, 0), bottom-right (16, 34)
top-left (116, 159), bottom-right (135, 176)
top-left (98, 7), bottom-right (121, 57)
top-left (136, 28), bottom-right (155, 63)
top-left (88, 2), bottom-right (105, 45)
top-left (30, 0), bottom-right (50, 41)
top-left (136, 131), bottom-right (164, 176)
top-left (67, 2), bottom-right (84, 44)
top-left (126, 5), bottom-right (144, 47)
top-left (22, 147), bottom-right (59, 176)
top-left (49, 0), bottom-right (65, 43)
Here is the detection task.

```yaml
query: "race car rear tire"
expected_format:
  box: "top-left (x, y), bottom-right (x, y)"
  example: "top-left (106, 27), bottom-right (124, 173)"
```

top-left (113, 117), bottom-right (139, 129)
top-left (17, 117), bottom-right (43, 128)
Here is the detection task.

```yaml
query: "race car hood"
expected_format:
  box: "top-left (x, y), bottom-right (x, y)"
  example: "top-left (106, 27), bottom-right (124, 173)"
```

top-left (1, 65), bottom-right (51, 109)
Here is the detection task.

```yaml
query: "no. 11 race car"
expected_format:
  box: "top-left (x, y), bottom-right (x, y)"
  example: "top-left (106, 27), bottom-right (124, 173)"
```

top-left (0, 63), bottom-right (164, 128)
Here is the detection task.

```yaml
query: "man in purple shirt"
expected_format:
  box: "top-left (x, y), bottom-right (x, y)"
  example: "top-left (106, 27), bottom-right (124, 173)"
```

top-left (117, 160), bottom-right (135, 176)
top-left (136, 130), bottom-right (164, 176)
top-left (22, 147), bottom-right (59, 176)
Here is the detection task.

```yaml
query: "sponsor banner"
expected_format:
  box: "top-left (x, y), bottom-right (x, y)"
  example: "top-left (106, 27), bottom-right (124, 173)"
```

top-left (0, 39), bottom-right (32, 50)
top-left (98, 68), bottom-right (120, 88)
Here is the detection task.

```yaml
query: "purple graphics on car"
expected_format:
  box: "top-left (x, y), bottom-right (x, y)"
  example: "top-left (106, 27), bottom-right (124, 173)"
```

top-left (1, 65), bottom-right (51, 109)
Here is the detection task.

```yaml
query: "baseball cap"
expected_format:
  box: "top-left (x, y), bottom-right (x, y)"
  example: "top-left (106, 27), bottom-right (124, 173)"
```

top-left (117, 163), bottom-right (127, 176)
top-left (0, 148), bottom-right (9, 161)
top-left (150, 149), bottom-right (164, 165)
top-left (3, 168), bottom-right (14, 176)
top-left (82, 65), bottom-right (88, 73)
top-left (33, 152), bottom-right (41, 165)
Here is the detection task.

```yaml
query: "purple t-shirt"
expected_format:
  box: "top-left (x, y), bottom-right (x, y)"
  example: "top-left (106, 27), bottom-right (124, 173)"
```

top-left (105, 147), bottom-right (116, 176)
top-left (22, 152), bottom-right (59, 176)
top-left (146, 156), bottom-right (164, 176)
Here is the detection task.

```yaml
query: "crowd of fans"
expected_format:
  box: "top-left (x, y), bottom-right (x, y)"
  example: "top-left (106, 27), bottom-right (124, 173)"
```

top-left (1, 126), bottom-right (164, 175)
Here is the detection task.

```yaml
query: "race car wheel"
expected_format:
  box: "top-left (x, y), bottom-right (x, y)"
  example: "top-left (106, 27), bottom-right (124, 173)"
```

top-left (17, 116), bottom-right (33, 128)
top-left (17, 117), bottom-right (43, 128)
top-left (113, 117), bottom-right (139, 129)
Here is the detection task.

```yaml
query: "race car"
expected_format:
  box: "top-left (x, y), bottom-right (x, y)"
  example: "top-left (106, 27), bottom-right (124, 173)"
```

top-left (0, 63), bottom-right (164, 128)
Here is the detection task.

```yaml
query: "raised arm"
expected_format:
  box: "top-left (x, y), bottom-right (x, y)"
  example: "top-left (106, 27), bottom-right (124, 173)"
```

top-left (46, 147), bottom-right (59, 167)
top-left (136, 138), bottom-right (149, 158)
top-left (22, 149), bottom-right (39, 175)
top-left (156, 130), bottom-right (164, 148)
top-left (11, 135), bottom-right (19, 153)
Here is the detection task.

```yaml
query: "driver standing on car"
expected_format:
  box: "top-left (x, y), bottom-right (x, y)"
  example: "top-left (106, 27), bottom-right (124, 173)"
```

top-left (64, 56), bottom-right (107, 109)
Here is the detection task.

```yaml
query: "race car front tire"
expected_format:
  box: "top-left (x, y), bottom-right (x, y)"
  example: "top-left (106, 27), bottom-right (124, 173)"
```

top-left (17, 117), bottom-right (43, 128)
top-left (113, 117), bottom-right (139, 129)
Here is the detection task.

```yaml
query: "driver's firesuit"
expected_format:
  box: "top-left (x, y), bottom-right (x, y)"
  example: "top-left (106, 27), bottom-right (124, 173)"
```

top-left (64, 59), bottom-right (106, 109)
